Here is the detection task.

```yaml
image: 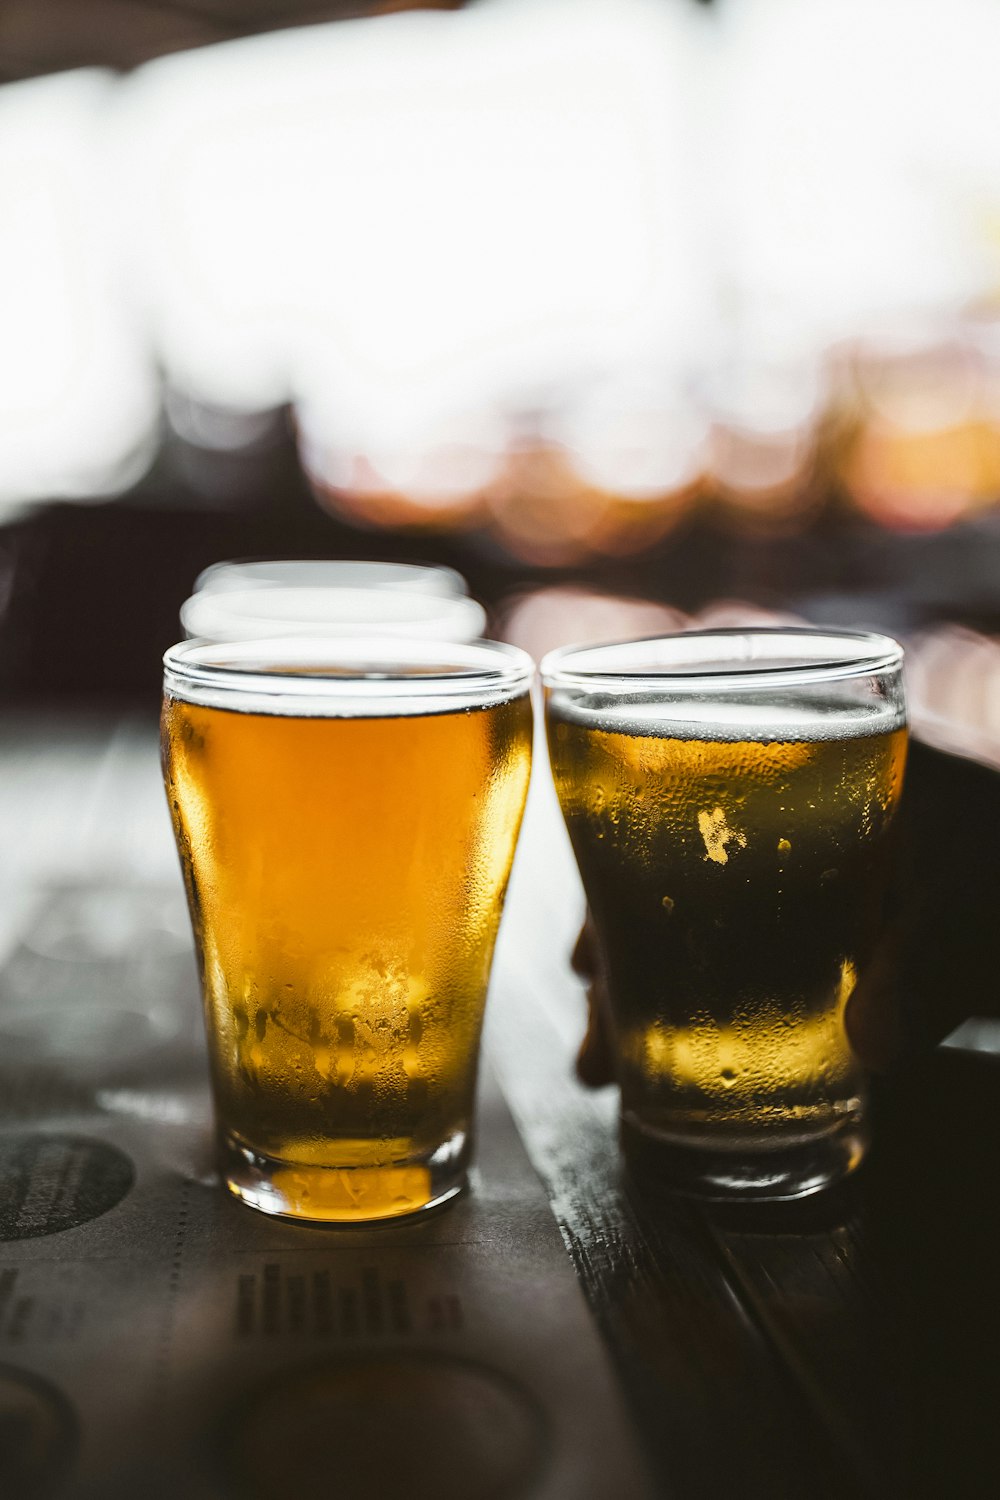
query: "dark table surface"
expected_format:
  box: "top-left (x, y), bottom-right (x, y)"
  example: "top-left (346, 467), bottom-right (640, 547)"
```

top-left (1, 709), bottom-right (998, 1499)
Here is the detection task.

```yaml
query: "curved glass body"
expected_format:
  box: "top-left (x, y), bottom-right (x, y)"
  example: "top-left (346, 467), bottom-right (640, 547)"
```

top-left (543, 629), bottom-right (907, 1201)
top-left (163, 637), bottom-right (533, 1222)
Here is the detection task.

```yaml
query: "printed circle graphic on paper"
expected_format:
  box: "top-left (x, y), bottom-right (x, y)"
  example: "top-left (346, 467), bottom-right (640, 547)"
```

top-left (0, 1364), bottom-right (78, 1499)
top-left (218, 1352), bottom-right (549, 1500)
top-left (0, 1135), bottom-right (134, 1241)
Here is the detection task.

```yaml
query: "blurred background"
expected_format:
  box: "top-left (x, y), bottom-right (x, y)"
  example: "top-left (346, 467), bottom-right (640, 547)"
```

top-left (4, 0), bottom-right (1000, 749)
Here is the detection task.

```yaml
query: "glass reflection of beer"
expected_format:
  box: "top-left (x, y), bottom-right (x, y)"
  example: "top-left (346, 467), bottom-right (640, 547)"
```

top-left (162, 637), bottom-right (533, 1223)
top-left (543, 630), bottom-right (907, 1201)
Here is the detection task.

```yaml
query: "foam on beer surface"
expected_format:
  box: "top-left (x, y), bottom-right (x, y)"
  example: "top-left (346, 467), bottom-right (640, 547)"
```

top-left (547, 692), bottom-right (904, 743)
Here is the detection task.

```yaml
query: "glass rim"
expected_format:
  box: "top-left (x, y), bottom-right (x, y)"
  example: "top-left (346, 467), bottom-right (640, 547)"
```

top-left (540, 627), bottom-right (904, 691)
top-left (179, 586), bottom-right (486, 643)
top-left (163, 634), bottom-right (534, 712)
top-left (193, 556), bottom-right (468, 596)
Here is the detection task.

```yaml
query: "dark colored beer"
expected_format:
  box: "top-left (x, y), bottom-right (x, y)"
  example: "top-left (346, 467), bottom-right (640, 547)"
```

top-left (547, 694), bottom-right (907, 1192)
top-left (163, 667), bottom-right (531, 1222)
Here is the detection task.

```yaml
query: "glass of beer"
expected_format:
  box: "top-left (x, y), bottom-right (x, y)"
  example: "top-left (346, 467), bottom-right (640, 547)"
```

top-left (162, 635), bottom-right (533, 1222)
top-left (543, 629), bottom-right (907, 1200)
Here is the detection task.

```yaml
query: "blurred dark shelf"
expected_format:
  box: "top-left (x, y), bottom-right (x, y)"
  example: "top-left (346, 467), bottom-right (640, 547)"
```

top-left (0, 0), bottom-right (465, 85)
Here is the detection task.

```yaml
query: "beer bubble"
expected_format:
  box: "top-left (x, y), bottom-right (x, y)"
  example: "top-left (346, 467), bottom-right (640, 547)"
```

top-left (661, 896), bottom-right (675, 915)
top-left (777, 838), bottom-right (791, 855)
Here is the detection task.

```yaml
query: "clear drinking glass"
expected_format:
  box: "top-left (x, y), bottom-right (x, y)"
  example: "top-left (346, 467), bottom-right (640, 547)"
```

top-left (162, 636), bottom-right (533, 1222)
top-left (543, 629), bottom-right (907, 1201)
top-left (180, 586), bottom-right (486, 645)
top-left (194, 559), bottom-right (467, 597)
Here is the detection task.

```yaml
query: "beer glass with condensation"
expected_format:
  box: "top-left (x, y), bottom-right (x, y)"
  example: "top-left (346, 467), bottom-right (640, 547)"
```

top-left (162, 636), bottom-right (533, 1222)
top-left (543, 629), bottom-right (907, 1200)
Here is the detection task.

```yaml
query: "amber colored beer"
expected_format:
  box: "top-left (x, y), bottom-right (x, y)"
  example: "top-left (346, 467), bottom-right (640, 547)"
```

top-left (162, 644), bottom-right (532, 1222)
top-left (547, 686), bottom-right (907, 1197)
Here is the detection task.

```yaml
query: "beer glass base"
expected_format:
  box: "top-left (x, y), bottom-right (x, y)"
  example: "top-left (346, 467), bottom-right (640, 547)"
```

top-left (219, 1130), bottom-right (470, 1225)
top-left (620, 1111), bottom-right (869, 1202)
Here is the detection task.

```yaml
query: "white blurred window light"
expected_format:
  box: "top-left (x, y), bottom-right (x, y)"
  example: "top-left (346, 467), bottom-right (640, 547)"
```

top-left (0, 70), bottom-right (159, 516)
top-left (4, 0), bottom-right (1000, 529)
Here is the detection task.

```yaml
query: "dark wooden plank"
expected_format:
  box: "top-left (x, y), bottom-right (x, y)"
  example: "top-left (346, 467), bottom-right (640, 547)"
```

top-left (489, 945), bottom-right (881, 1499)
